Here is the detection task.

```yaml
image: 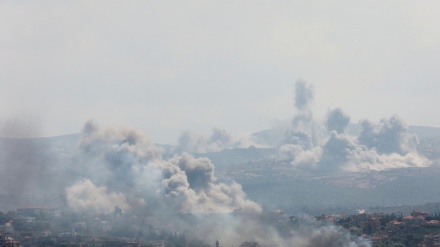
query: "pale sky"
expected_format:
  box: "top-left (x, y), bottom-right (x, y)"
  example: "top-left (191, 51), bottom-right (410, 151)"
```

top-left (0, 1), bottom-right (439, 143)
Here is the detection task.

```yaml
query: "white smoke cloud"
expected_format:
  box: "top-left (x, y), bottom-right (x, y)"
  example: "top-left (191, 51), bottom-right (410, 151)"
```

top-left (66, 121), bottom-right (261, 214)
top-left (279, 144), bottom-right (322, 168)
top-left (63, 118), bottom-right (370, 247)
top-left (175, 128), bottom-right (235, 153)
top-left (290, 225), bottom-right (371, 247)
top-left (279, 80), bottom-right (431, 172)
top-left (282, 80), bottom-right (323, 151)
top-left (174, 127), bottom-right (264, 154)
top-left (320, 130), bottom-right (429, 172)
top-left (155, 153), bottom-right (262, 214)
top-left (79, 120), bottom-right (163, 160)
top-left (358, 116), bottom-right (419, 155)
top-left (65, 179), bottom-right (133, 213)
top-left (326, 107), bottom-right (350, 134)
top-left (294, 79), bottom-right (314, 112)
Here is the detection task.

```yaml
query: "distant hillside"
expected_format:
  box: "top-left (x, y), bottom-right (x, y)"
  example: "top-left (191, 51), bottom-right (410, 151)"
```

top-left (0, 133), bottom-right (80, 144)
top-left (194, 147), bottom-right (276, 168)
top-left (1, 130), bottom-right (440, 212)
top-left (228, 164), bottom-right (440, 213)
top-left (409, 126), bottom-right (440, 139)
top-left (0, 133), bottom-right (80, 152)
top-left (252, 124), bottom-right (440, 147)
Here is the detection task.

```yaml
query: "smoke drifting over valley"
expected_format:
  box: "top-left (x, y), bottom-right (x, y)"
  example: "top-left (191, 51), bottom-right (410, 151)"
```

top-left (175, 128), bottom-right (236, 153)
top-left (0, 117), bottom-right (59, 197)
top-left (279, 80), bottom-right (430, 172)
top-left (63, 120), bottom-right (371, 247)
top-left (64, 80), bottom-right (432, 246)
top-left (174, 127), bottom-right (264, 154)
top-left (67, 121), bottom-right (261, 214)
top-left (2, 1), bottom-right (440, 246)
top-left (1, 81), bottom-right (437, 247)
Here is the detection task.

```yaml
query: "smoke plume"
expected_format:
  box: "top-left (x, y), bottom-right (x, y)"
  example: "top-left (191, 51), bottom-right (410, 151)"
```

top-left (0, 116), bottom-right (61, 202)
top-left (65, 179), bottom-right (131, 213)
top-left (279, 80), bottom-right (430, 171)
top-left (358, 116), bottom-right (419, 155)
top-left (175, 128), bottom-right (235, 153)
top-left (282, 80), bottom-right (321, 151)
top-left (64, 121), bottom-right (371, 247)
top-left (290, 225), bottom-right (370, 247)
top-left (66, 121), bottom-right (261, 214)
top-left (294, 79), bottom-right (314, 111)
top-left (326, 108), bottom-right (350, 134)
top-left (174, 127), bottom-right (263, 154)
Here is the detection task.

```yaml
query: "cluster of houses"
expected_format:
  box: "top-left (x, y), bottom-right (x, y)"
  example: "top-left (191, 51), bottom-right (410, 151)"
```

top-left (317, 210), bottom-right (440, 246)
top-left (0, 206), bottom-right (169, 247)
top-left (5, 205), bottom-right (440, 247)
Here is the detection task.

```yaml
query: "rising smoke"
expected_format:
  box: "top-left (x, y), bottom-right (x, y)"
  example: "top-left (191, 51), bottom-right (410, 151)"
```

top-left (358, 116), bottom-right (419, 155)
top-left (64, 121), bottom-right (370, 247)
top-left (0, 117), bottom-right (61, 201)
top-left (325, 108), bottom-right (350, 134)
top-left (282, 80), bottom-right (321, 150)
top-left (174, 127), bottom-right (265, 154)
top-left (174, 128), bottom-right (236, 153)
top-left (66, 121), bottom-right (261, 214)
top-left (289, 225), bottom-right (371, 247)
top-left (4, 81), bottom-right (414, 246)
top-left (279, 80), bottom-right (430, 171)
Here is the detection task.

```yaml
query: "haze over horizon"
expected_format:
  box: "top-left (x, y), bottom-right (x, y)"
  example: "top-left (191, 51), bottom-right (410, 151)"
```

top-left (1, 1), bottom-right (439, 144)
top-left (2, 2), bottom-right (440, 246)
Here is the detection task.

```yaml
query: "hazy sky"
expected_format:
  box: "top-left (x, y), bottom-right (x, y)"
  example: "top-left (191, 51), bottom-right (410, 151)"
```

top-left (1, 1), bottom-right (439, 143)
